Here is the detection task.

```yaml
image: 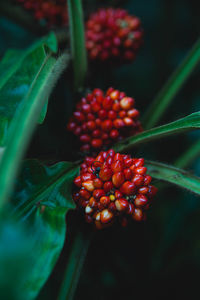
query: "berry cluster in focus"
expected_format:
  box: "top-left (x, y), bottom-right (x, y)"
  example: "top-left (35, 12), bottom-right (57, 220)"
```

top-left (86, 8), bottom-right (143, 62)
top-left (73, 150), bottom-right (157, 229)
top-left (67, 88), bottom-right (142, 153)
top-left (15, 0), bottom-right (68, 26)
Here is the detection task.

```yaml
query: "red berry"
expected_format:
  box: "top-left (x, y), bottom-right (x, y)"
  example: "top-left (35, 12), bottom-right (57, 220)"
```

top-left (112, 172), bottom-right (125, 187)
top-left (103, 181), bottom-right (114, 193)
top-left (134, 194), bottom-right (148, 207)
top-left (93, 189), bottom-right (105, 200)
top-left (111, 160), bottom-right (124, 173)
top-left (74, 176), bottom-right (82, 187)
top-left (120, 181), bottom-right (136, 195)
top-left (91, 139), bottom-right (103, 148)
top-left (115, 199), bottom-right (128, 211)
top-left (93, 178), bottom-right (103, 189)
top-left (101, 120), bottom-right (113, 132)
top-left (99, 167), bottom-right (113, 181)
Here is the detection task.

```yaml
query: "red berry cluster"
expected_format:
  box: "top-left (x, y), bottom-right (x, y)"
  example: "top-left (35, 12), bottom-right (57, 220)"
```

top-left (15, 0), bottom-right (68, 26)
top-left (86, 8), bottom-right (143, 62)
top-left (73, 150), bottom-right (157, 229)
top-left (67, 88), bottom-right (142, 153)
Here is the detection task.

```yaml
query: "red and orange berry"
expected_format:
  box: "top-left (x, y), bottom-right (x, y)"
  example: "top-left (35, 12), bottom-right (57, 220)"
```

top-left (72, 150), bottom-right (157, 229)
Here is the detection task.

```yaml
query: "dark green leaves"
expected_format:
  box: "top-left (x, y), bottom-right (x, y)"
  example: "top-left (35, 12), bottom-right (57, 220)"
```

top-left (114, 112), bottom-right (200, 152)
top-left (0, 33), bottom-right (69, 207)
top-left (11, 160), bottom-right (79, 300)
top-left (146, 160), bottom-right (200, 195)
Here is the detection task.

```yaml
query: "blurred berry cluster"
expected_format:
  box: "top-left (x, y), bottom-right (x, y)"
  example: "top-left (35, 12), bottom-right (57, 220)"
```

top-left (15, 0), bottom-right (68, 26)
top-left (86, 8), bottom-right (143, 62)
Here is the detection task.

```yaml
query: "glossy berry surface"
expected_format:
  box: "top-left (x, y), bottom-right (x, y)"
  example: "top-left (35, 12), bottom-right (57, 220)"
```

top-left (73, 149), bottom-right (157, 229)
top-left (14, 0), bottom-right (68, 27)
top-left (67, 88), bottom-right (143, 153)
top-left (86, 8), bottom-right (143, 63)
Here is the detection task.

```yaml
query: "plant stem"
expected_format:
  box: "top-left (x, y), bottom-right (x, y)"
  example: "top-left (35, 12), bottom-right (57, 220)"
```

top-left (175, 139), bottom-right (200, 168)
top-left (58, 228), bottom-right (93, 300)
top-left (67, 0), bottom-right (88, 92)
top-left (142, 37), bottom-right (200, 129)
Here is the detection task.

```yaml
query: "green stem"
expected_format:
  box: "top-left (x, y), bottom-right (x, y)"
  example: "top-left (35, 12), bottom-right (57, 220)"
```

top-left (58, 229), bottom-right (93, 300)
top-left (113, 112), bottom-right (200, 153)
top-left (143, 37), bottom-right (200, 129)
top-left (175, 139), bottom-right (200, 168)
top-left (67, 0), bottom-right (88, 91)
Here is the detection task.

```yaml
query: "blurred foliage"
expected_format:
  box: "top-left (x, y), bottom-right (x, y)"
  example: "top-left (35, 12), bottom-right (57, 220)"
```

top-left (0, 0), bottom-right (200, 299)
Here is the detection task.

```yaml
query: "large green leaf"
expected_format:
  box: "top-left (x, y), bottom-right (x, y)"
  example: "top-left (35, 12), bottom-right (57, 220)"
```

top-left (114, 112), bottom-right (200, 152)
top-left (0, 35), bottom-right (69, 207)
top-left (11, 159), bottom-right (79, 300)
top-left (0, 32), bottom-right (57, 136)
top-left (146, 160), bottom-right (200, 195)
top-left (143, 37), bottom-right (200, 129)
top-left (0, 215), bottom-right (34, 300)
top-left (68, 0), bottom-right (87, 90)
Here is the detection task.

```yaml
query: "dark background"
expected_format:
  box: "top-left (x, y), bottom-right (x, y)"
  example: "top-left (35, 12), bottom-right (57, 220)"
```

top-left (0, 0), bottom-right (200, 299)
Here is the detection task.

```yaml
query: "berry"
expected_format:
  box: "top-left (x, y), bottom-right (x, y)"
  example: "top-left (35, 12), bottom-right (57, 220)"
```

top-left (67, 88), bottom-right (143, 153)
top-left (86, 8), bottom-right (143, 63)
top-left (14, 0), bottom-right (68, 27)
top-left (72, 150), bottom-right (157, 229)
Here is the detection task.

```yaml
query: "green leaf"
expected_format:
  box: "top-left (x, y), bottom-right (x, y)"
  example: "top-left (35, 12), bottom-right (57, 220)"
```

top-left (143, 38), bottom-right (200, 129)
top-left (0, 35), bottom-right (69, 208)
top-left (146, 160), bottom-right (200, 195)
top-left (68, 0), bottom-right (88, 91)
top-left (113, 112), bottom-right (200, 153)
top-left (0, 216), bottom-right (34, 300)
top-left (11, 159), bottom-right (79, 299)
top-left (0, 32), bottom-right (57, 128)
